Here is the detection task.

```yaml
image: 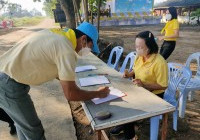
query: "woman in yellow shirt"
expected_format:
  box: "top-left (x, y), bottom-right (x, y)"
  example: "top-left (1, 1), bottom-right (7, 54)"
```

top-left (110, 31), bottom-right (168, 140)
top-left (158, 7), bottom-right (179, 59)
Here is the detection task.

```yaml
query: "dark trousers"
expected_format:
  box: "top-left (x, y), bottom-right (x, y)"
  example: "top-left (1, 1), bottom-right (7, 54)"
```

top-left (124, 92), bottom-right (164, 139)
top-left (0, 108), bottom-right (14, 125)
top-left (160, 41), bottom-right (176, 60)
top-left (0, 72), bottom-right (45, 140)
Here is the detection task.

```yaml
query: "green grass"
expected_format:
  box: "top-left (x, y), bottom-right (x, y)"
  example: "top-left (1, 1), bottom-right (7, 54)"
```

top-left (12, 16), bottom-right (45, 27)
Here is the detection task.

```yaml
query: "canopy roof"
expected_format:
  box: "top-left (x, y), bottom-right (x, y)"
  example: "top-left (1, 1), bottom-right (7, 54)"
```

top-left (154, 0), bottom-right (200, 8)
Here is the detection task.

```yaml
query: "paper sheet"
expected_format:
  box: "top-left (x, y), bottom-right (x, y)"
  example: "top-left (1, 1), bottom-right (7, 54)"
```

top-left (79, 75), bottom-right (110, 87)
top-left (92, 87), bottom-right (126, 104)
top-left (75, 65), bottom-right (97, 73)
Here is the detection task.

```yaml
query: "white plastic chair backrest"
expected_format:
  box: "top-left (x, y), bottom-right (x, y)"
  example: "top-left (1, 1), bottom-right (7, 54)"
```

top-left (107, 46), bottom-right (124, 70)
top-left (164, 63), bottom-right (192, 108)
top-left (119, 51), bottom-right (136, 73)
top-left (185, 52), bottom-right (200, 77)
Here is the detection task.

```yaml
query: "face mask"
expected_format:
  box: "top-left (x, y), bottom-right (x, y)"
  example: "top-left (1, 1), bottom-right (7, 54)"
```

top-left (78, 46), bottom-right (91, 56)
top-left (136, 48), bottom-right (148, 56)
top-left (78, 38), bottom-right (91, 56)
top-left (165, 13), bottom-right (172, 21)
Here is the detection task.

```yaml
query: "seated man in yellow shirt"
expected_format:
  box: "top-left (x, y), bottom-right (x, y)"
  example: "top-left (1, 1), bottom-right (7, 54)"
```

top-left (0, 22), bottom-right (110, 140)
top-left (110, 31), bottom-right (168, 140)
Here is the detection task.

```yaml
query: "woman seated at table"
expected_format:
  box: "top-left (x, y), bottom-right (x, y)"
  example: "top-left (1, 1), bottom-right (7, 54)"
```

top-left (110, 31), bottom-right (168, 140)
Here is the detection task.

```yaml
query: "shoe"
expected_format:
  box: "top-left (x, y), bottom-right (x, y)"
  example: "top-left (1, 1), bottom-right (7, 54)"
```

top-left (110, 125), bottom-right (124, 135)
top-left (9, 123), bottom-right (16, 135)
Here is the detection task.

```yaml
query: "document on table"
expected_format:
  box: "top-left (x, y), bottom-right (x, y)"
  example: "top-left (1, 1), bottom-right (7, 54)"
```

top-left (79, 75), bottom-right (110, 87)
top-left (92, 87), bottom-right (126, 104)
top-left (75, 65), bottom-right (97, 73)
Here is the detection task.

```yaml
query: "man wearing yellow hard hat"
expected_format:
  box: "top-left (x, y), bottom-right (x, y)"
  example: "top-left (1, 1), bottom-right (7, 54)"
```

top-left (0, 22), bottom-right (110, 140)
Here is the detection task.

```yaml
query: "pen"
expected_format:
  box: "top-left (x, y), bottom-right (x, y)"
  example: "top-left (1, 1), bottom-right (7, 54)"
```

top-left (88, 74), bottom-right (109, 76)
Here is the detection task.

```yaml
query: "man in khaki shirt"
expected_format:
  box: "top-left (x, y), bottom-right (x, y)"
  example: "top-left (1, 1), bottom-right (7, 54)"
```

top-left (0, 22), bottom-right (109, 140)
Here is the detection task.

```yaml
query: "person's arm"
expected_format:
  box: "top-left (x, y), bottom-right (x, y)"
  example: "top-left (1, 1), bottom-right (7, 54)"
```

top-left (132, 79), bottom-right (167, 91)
top-left (123, 69), bottom-right (135, 78)
top-left (60, 80), bottom-right (110, 101)
top-left (133, 58), bottom-right (168, 91)
top-left (143, 83), bottom-right (167, 91)
top-left (159, 29), bottom-right (179, 40)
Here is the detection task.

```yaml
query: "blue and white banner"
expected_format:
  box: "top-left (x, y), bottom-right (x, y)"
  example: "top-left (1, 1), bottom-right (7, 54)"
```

top-left (115, 0), bottom-right (153, 13)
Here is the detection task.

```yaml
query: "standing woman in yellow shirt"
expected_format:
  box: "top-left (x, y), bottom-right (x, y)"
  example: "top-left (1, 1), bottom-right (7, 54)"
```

top-left (158, 7), bottom-right (179, 59)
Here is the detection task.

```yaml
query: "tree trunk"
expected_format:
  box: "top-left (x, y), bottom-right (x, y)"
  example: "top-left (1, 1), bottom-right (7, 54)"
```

top-left (90, 3), bottom-right (93, 24)
top-left (73, 0), bottom-right (82, 24)
top-left (83, 0), bottom-right (89, 22)
top-left (59, 0), bottom-right (76, 28)
top-left (76, 0), bottom-right (81, 10)
top-left (97, 0), bottom-right (101, 33)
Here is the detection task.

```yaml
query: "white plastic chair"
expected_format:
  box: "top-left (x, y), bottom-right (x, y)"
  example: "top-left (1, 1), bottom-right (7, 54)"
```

top-left (150, 63), bottom-right (192, 140)
top-left (165, 63), bottom-right (192, 130)
top-left (119, 51), bottom-right (136, 73)
top-left (185, 52), bottom-right (200, 100)
top-left (107, 46), bottom-right (123, 71)
top-left (179, 52), bottom-right (200, 118)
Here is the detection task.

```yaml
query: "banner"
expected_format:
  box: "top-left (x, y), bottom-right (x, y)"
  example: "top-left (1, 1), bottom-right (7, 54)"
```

top-left (115, 0), bottom-right (153, 13)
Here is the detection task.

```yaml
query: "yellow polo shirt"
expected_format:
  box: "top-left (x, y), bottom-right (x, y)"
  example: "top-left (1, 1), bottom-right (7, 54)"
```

top-left (161, 19), bottom-right (179, 41)
top-left (0, 29), bottom-right (77, 85)
top-left (133, 54), bottom-right (168, 94)
top-left (50, 28), bottom-right (77, 50)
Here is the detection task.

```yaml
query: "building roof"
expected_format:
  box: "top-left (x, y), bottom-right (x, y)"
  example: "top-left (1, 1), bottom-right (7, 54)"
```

top-left (154, 0), bottom-right (200, 8)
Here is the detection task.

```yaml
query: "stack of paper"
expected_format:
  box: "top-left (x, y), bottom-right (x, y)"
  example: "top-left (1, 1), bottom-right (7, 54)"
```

top-left (75, 65), bottom-right (97, 73)
top-left (79, 75), bottom-right (110, 87)
top-left (92, 87), bottom-right (126, 104)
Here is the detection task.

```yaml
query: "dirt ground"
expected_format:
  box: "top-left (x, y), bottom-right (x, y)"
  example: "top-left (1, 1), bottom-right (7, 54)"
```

top-left (0, 28), bottom-right (23, 36)
top-left (70, 24), bottom-right (200, 140)
top-left (0, 23), bottom-right (200, 140)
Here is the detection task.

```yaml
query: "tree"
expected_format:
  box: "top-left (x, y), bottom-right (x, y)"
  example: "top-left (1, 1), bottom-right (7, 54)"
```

top-left (191, 8), bottom-right (200, 25)
top-left (20, 9), bottom-right (32, 17)
top-left (97, 0), bottom-right (101, 32)
top-left (37, 0), bottom-right (105, 28)
top-left (7, 3), bottom-right (22, 17)
top-left (35, 0), bottom-right (76, 28)
top-left (83, 0), bottom-right (89, 22)
top-left (3, 3), bottom-right (39, 17)
top-left (88, 0), bottom-right (106, 13)
top-left (30, 8), bottom-right (42, 16)
top-left (72, 0), bottom-right (82, 23)
top-left (42, 0), bottom-right (57, 17)
top-left (58, 0), bottom-right (76, 28)
top-left (88, 0), bottom-right (106, 23)
top-left (0, 0), bottom-right (8, 11)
